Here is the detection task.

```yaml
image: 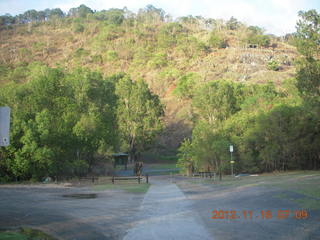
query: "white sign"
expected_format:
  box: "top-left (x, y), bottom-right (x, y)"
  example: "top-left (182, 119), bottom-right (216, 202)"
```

top-left (0, 107), bottom-right (10, 146)
top-left (229, 145), bottom-right (233, 153)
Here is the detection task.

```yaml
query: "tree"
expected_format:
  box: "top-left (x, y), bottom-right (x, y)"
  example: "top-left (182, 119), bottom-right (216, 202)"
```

top-left (295, 10), bottom-right (320, 58)
top-left (296, 59), bottom-right (320, 102)
top-left (177, 138), bottom-right (195, 176)
top-left (23, 10), bottom-right (39, 22)
top-left (137, 4), bottom-right (165, 24)
top-left (246, 26), bottom-right (270, 47)
top-left (187, 121), bottom-right (230, 180)
top-left (48, 8), bottom-right (65, 20)
top-left (0, 14), bottom-right (15, 26)
top-left (68, 4), bottom-right (93, 18)
top-left (192, 80), bottom-right (238, 124)
top-left (226, 17), bottom-right (240, 30)
top-left (0, 66), bottom-right (120, 180)
top-left (295, 10), bottom-right (320, 103)
top-left (209, 32), bottom-right (228, 48)
top-left (158, 22), bottom-right (186, 48)
top-left (115, 76), bottom-right (164, 162)
top-left (94, 9), bottom-right (125, 25)
top-left (173, 72), bottom-right (199, 99)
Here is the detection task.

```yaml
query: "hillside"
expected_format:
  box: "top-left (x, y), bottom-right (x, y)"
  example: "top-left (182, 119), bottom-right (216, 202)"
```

top-left (0, 6), bottom-right (299, 155)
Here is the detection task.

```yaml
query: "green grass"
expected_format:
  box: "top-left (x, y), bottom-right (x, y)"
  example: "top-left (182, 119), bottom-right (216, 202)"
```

top-left (92, 183), bottom-right (150, 193)
top-left (158, 155), bottom-right (178, 162)
top-left (146, 163), bottom-right (178, 169)
top-left (0, 232), bottom-right (28, 240)
top-left (146, 169), bottom-right (180, 176)
top-left (0, 228), bottom-right (56, 240)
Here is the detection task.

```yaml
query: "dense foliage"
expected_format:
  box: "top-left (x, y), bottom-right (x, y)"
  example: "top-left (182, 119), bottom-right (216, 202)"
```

top-left (0, 5), bottom-right (319, 181)
top-left (0, 64), bottom-right (163, 181)
top-left (177, 10), bottom-right (320, 177)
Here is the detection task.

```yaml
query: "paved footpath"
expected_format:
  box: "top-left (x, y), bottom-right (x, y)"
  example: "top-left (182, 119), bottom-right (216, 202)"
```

top-left (123, 178), bottom-right (213, 240)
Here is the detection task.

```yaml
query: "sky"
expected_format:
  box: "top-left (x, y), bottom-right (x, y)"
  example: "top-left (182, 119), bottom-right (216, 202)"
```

top-left (0, 0), bottom-right (319, 35)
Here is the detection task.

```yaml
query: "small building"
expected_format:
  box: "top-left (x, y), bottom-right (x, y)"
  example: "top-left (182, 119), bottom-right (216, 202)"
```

top-left (112, 153), bottom-right (128, 170)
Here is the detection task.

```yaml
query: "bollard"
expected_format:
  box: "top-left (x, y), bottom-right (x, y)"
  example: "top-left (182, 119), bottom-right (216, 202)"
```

top-left (112, 176), bottom-right (114, 184)
top-left (146, 174), bottom-right (149, 184)
top-left (138, 176), bottom-right (141, 184)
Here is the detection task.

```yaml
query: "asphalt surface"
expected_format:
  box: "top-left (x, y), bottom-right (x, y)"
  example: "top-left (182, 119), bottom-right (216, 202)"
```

top-left (176, 177), bottom-right (320, 240)
top-left (0, 185), bottom-right (144, 240)
top-left (0, 176), bottom-right (319, 240)
top-left (123, 179), bottom-right (212, 240)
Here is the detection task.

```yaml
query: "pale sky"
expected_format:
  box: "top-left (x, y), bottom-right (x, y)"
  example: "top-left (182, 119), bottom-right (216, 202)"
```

top-left (0, 0), bottom-right (319, 35)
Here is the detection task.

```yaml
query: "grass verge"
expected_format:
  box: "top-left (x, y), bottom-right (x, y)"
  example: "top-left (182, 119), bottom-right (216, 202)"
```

top-left (0, 228), bottom-right (56, 240)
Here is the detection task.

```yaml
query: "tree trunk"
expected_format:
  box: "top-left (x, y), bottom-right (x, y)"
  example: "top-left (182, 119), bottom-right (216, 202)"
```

top-left (129, 138), bottom-right (136, 164)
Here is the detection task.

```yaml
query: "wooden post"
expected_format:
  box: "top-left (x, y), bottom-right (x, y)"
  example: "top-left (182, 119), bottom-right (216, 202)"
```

top-left (112, 176), bottom-right (114, 184)
top-left (146, 174), bottom-right (149, 184)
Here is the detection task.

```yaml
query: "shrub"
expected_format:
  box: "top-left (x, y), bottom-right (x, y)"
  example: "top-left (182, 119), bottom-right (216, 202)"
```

top-left (148, 52), bottom-right (167, 68)
top-left (105, 50), bottom-right (118, 61)
top-left (267, 60), bottom-right (280, 71)
top-left (73, 20), bottom-right (84, 33)
top-left (173, 73), bottom-right (199, 99)
top-left (209, 33), bottom-right (228, 48)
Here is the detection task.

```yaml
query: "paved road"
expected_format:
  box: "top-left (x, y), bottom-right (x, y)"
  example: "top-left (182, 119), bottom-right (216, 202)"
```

top-left (177, 177), bottom-right (320, 240)
top-left (0, 185), bottom-right (144, 240)
top-left (1, 176), bottom-right (319, 240)
top-left (124, 178), bottom-right (212, 240)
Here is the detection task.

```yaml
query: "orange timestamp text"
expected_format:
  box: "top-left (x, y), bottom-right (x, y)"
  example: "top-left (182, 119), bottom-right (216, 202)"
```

top-left (211, 209), bottom-right (308, 220)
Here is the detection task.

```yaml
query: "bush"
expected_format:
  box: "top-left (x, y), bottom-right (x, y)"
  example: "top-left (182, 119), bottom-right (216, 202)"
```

top-left (105, 50), bottom-right (118, 61)
top-left (173, 73), bottom-right (199, 99)
top-left (73, 22), bottom-right (84, 33)
top-left (209, 33), bottom-right (228, 48)
top-left (148, 52), bottom-right (167, 68)
top-left (246, 34), bottom-right (270, 47)
top-left (267, 60), bottom-right (280, 71)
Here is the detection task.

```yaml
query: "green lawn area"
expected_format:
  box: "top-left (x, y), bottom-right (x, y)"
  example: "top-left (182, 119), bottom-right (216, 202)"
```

top-left (92, 182), bottom-right (150, 193)
top-left (0, 228), bottom-right (56, 240)
top-left (145, 163), bottom-right (178, 169)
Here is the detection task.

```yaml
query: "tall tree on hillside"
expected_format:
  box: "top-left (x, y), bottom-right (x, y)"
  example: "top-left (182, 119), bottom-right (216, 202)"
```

top-left (192, 80), bottom-right (238, 125)
top-left (48, 8), bottom-right (65, 20)
top-left (137, 4), bottom-right (165, 24)
top-left (115, 76), bottom-right (164, 162)
top-left (295, 10), bottom-right (320, 103)
top-left (68, 4), bottom-right (93, 18)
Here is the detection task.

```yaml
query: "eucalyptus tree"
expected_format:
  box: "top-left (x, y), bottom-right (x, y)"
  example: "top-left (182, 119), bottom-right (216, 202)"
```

top-left (115, 76), bottom-right (164, 162)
